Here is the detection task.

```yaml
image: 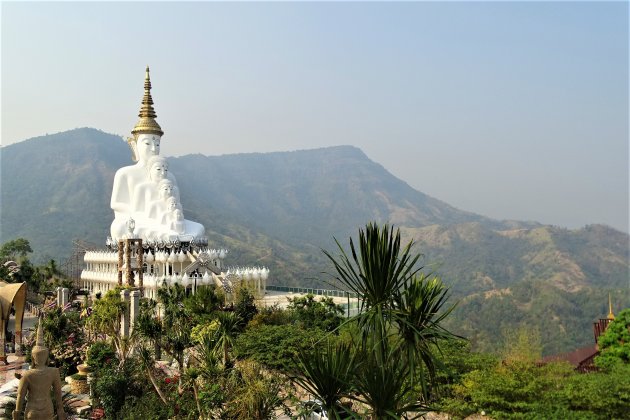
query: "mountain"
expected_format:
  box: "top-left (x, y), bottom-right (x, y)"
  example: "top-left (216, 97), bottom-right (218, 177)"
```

top-left (406, 222), bottom-right (630, 355)
top-left (1, 127), bottom-right (628, 355)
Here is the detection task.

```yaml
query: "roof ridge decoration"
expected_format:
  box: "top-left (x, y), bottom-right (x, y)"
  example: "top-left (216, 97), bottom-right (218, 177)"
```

top-left (607, 292), bottom-right (615, 320)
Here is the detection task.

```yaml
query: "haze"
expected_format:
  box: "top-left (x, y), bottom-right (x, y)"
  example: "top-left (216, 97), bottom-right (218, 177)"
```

top-left (1, 2), bottom-right (628, 233)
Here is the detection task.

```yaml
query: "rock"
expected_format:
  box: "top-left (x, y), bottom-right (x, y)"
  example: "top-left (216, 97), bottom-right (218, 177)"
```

top-left (76, 405), bottom-right (92, 414)
top-left (0, 379), bottom-right (18, 394)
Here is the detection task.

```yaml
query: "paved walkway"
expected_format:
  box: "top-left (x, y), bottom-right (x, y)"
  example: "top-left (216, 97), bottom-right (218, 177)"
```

top-left (257, 290), bottom-right (351, 308)
top-left (0, 355), bottom-right (27, 387)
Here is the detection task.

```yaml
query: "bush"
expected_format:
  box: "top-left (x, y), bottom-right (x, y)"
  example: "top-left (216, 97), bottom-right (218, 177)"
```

top-left (120, 390), bottom-right (174, 419)
top-left (234, 287), bottom-right (258, 328)
top-left (287, 294), bottom-right (344, 332)
top-left (93, 363), bottom-right (142, 418)
top-left (87, 341), bottom-right (117, 372)
top-left (234, 324), bottom-right (328, 372)
top-left (248, 304), bottom-right (292, 327)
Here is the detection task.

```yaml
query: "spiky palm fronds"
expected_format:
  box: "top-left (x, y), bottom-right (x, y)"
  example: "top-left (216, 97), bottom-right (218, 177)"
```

top-left (293, 339), bottom-right (358, 419)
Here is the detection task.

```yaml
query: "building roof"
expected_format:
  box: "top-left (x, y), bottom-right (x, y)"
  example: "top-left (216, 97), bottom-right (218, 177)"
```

top-left (540, 345), bottom-right (598, 368)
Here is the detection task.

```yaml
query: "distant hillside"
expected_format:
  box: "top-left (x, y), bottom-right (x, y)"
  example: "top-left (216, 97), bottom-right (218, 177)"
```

top-left (1, 127), bottom-right (628, 355)
top-left (404, 222), bottom-right (629, 355)
top-left (168, 144), bottom-right (485, 250)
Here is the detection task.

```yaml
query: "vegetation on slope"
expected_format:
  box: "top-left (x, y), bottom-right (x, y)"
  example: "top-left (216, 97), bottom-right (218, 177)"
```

top-left (2, 128), bottom-right (628, 355)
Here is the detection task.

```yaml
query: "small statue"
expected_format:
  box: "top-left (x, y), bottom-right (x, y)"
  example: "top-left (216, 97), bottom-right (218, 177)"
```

top-left (126, 217), bottom-right (136, 238)
top-left (13, 318), bottom-right (65, 420)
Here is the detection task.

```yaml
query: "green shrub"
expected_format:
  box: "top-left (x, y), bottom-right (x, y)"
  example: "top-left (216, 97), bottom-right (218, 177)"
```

top-left (87, 341), bottom-right (117, 372)
top-left (234, 324), bottom-right (327, 372)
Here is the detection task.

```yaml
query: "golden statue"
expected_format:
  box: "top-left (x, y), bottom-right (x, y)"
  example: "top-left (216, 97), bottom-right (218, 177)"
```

top-left (13, 318), bottom-right (65, 420)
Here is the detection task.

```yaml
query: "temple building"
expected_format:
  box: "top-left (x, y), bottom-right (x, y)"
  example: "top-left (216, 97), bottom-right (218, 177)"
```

top-left (540, 294), bottom-right (616, 373)
top-left (80, 67), bottom-right (269, 300)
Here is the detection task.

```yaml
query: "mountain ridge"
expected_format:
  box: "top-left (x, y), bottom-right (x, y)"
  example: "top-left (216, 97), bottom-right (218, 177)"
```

top-left (1, 127), bottom-right (628, 355)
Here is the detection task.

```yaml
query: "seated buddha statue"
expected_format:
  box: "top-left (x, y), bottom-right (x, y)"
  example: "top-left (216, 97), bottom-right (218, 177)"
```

top-left (109, 66), bottom-right (205, 242)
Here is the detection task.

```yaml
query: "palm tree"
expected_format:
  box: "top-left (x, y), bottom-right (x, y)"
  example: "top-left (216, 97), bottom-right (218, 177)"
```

top-left (293, 339), bottom-right (357, 418)
top-left (321, 223), bottom-right (456, 415)
top-left (395, 273), bottom-right (457, 394)
top-left (213, 311), bottom-right (242, 367)
top-left (138, 345), bottom-right (168, 405)
top-left (224, 361), bottom-right (288, 420)
top-left (323, 223), bottom-right (422, 346)
top-left (185, 284), bottom-right (222, 319)
top-left (134, 300), bottom-right (163, 360)
top-left (156, 284), bottom-right (193, 392)
top-left (352, 339), bottom-right (422, 419)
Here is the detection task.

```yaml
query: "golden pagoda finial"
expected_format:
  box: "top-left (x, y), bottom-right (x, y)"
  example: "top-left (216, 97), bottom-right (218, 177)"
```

top-left (131, 65), bottom-right (163, 138)
top-left (607, 292), bottom-right (615, 320)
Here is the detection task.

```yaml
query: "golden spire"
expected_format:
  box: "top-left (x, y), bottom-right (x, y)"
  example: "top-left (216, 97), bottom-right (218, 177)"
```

top-left (607, 292), bottom-right (615, 320)
top-left (131, 66), bottom-right (164, 137)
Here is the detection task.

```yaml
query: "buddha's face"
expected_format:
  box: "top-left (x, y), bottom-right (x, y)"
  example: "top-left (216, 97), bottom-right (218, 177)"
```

top-left (32, 346), bottom-right (49, 368)
top-left (174, 209), bottom-right (184, 221)
top-left (167, 198), bottom-right (179, 211)
top-left (136, 134), bottom-right (161, 163)
top-left (150, 161), bottom-right (168, 182)
top-left (159, 183), bottom-right (174, 198)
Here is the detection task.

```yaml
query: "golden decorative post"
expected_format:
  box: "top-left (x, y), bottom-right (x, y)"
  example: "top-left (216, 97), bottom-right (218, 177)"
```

top-left (607, 292), bottom-right (615, 320)
top-left (117, 240), bottom-right (124, 286)
top-left (137, 239), bottom-right (144, 290)
top-left (125, 239), bottom-right (133, 286)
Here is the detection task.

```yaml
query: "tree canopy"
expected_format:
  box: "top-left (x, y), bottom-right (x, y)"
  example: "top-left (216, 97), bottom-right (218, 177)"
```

top-left (0, 238), bottom-right (33, 260)
top-left (595, 308), bottom-right (630, 370)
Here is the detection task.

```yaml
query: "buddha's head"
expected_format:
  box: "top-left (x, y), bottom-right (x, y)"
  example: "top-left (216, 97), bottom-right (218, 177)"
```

top-left (31, 318), bottom-right (49, 368)
top-left (31, 345), bottom-right (49, 368)
top-left (131, 134), bottom-right (161, 164)
top-left (166, 197), bottom-right (181, 211)
top-left (158, 179), bottom-right (175, 199)
top-left (128, 66), bottom-right (163, 163)
top-left (147, 156), bottom-right (168, 182)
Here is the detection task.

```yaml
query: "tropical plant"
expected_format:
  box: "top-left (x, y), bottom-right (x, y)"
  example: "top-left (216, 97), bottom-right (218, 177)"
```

top-left (352, 340), bottom-right (424, 419)
top-left (234, 286), bottom-right (259, 327)
top-left (86, 341), bottom-right (117, 372)
top-left (222, 361), bottom-right (290, 420)
top-left (287, 293), bottom-right (344, 332)
top-left (138, 345), bottom-right (168, 405)
top-left (317, 223), bottom-right (457, 415)
top-left (323, 223), bottom-right (422, 344)
top-left (85, 288), bottom-right (133, 366)
top-left (134, 299), bottom-right (163, 359)
top-left (293, 339), bottom-right (357, 418)
top-left (184, 284), bottom-right (223, 320)
top-left (595, 308), bottom-right (630, 369)
top-left (235, 324), bottom-right (327, 372)
top-left (156, 284), bottom-right (193, 376)
top-left (213, 311), bottom-right (242, 367)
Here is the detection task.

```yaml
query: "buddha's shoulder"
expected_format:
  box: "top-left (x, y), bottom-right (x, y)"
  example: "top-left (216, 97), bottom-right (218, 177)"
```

top-left (115, 164), bottom-right (142, 177)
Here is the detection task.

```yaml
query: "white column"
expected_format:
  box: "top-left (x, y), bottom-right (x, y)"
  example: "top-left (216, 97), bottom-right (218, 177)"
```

top-left (120, 289), bottom-right (131, 338)
top-left (130, 290), bottom-right (141, 335)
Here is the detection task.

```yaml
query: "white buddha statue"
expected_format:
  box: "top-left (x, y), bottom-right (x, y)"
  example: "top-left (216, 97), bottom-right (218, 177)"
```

top-left (110, 66), bottom-right (205, 242)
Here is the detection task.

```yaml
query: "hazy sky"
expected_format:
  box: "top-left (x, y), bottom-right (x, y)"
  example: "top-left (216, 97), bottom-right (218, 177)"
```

top-left (2, 2), bottom-right (628, 232)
